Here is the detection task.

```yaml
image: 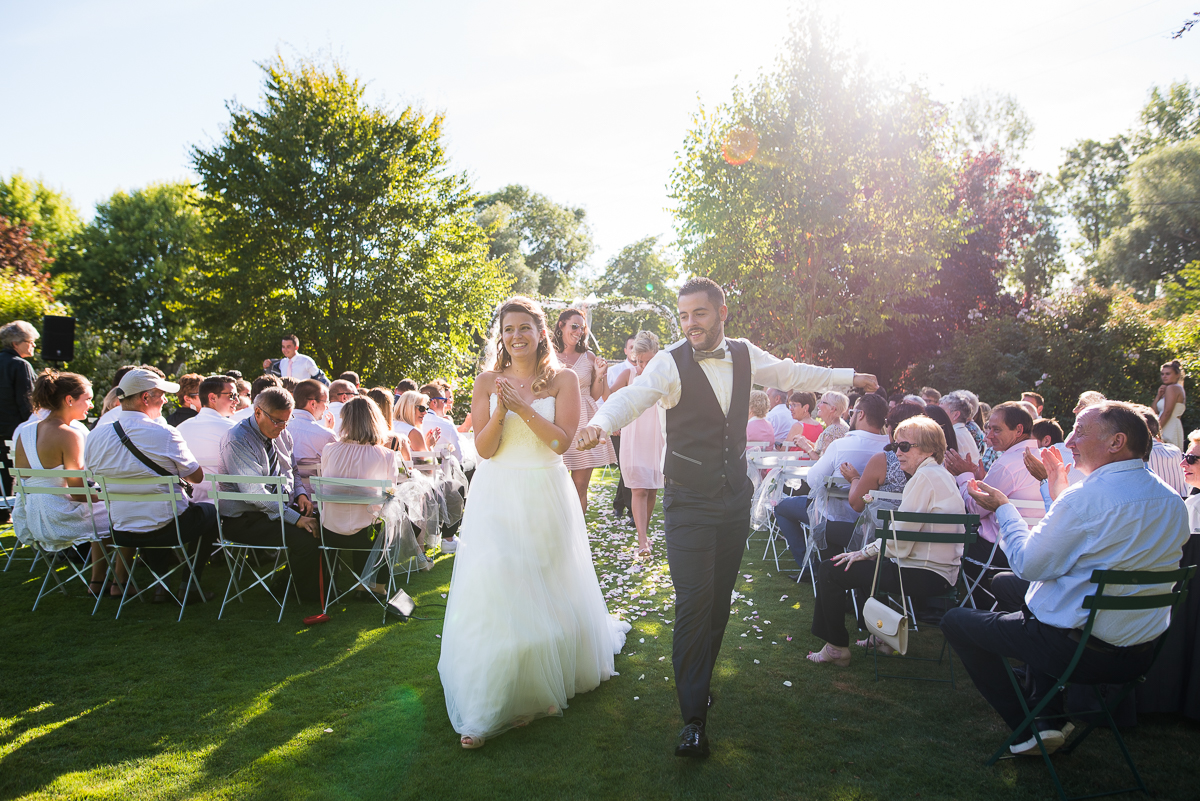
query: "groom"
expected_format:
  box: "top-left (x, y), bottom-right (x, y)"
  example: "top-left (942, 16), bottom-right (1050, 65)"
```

top-left (579, 278), bottom-right (877, 758)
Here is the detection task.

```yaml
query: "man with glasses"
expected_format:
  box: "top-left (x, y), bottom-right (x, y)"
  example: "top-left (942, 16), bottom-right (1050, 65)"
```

top-left (217, 387), bottom-right (321, 604)
top-left (290, 379), bottom-right (337, 497)
top-left (419, 383), bottom-right (463, 463)
top-left (326, 379), bottom-right (357, 436)
top-left (177, 375), bottom-right (239, 502)
top-left (0, 320), bottom-right (38, 523)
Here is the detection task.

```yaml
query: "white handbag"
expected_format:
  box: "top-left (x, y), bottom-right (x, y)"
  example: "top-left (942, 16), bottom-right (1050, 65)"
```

top-left (862, 510), bottom-right (909, 655)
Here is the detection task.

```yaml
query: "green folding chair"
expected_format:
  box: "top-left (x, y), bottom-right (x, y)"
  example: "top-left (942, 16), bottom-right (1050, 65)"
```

top-left (868, 509), bottom-right (981, 686)
top-left (986, 565), bottom-right (1196, 801)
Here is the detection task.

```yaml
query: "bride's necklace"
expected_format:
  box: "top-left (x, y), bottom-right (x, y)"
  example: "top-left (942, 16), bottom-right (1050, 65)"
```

top-left (508, 369), bottom-right (535, 389)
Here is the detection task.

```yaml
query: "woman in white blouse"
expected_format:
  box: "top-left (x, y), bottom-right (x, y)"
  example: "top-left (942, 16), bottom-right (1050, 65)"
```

top-left (807, 416), bottom-right (966, 666)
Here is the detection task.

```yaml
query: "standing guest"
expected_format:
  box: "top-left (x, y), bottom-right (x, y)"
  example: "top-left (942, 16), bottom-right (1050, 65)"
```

top-left (941, 390), bottom-right (983, 467)
top-left (0, 320), bottom-right (38, 523)
top-left (765, 388), bottom-right (794, 444)
top-left (1021, 391), bottom-right (1045, 417)
top-left (608, 331), bottom-right (666, 557)
top-left (420, 383), bottom-right (464, 463)
top-left (394, 390), bottom-right (441, 457)
top-left (262, 333), bottom-right (321, 380)
top-left (366, 388), bottom-right (411, 458)
top-left (606, 335), bottom-right (638, 388)
top-left (745, 390), bottom-right (776, 445)
top-left (176, 375), bottom-right (239, 503)
top-left (290, 379), bottom-right (337, 498)
top-left (1155, 359), bottom-right (1187, 450)
top-left (920, 386), bottom-right (942, 405)
top-left (217, 387), bottom-right (321, 604)
top-left (578, 277), bottom-right (877, 758)
top-left (807, 416), bottom-right (965, 666)
top-left (553, 308), bottom-right (615, 513)
top-left (326, 379), bottom-right (357, 436)
top-left (232, 375), bottom-right (283, 421)
top-left (785, 391), bottom-right (823, 446)
top-left (85, 369), bottom-right (218, 602)
top-left (792, 391), bottom-right (849, 457)
top-left (605, 335), bottom-right (638, 520)
top-left (166, 374), bottom-right (204, 427)
top-left (947, 402), bottom-right (1189, 756)
top-left (1137, 406), bottom-right (1188, 498)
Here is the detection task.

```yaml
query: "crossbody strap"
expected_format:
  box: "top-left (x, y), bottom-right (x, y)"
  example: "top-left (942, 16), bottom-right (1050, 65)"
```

top-left (113, 421), bottom-right (180, 480)
top-left (868, 509), bottom-right (906, 602)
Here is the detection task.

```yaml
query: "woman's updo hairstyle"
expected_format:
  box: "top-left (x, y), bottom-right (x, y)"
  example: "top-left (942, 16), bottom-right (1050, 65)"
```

top-left (1163, 359), bottom-right (1186, 380)
top-left (30, 369), bottom-right (90, 411)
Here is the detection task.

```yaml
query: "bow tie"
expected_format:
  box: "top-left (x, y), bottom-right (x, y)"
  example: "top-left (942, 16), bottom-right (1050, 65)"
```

top-left (693, 347), bottom-right (725, 362)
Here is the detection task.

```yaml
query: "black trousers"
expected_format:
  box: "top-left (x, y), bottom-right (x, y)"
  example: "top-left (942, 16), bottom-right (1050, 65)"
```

top-left (942, 605), bottom-right (1157, 739)
top-left (991, 570), bottom-right (1030, 614)
top-left (810, 557), bottom-right (952, 647)
top-left (221, 512), bottom-right (320, 603)
top-left (610, 434), bottom-right (632, 514)
top-left (663, 478), bottom-right (752, 725)
top-left (329, 524), bottom-right (380, 584)
top-left (112, 502), bottom-right (219, 584)
top-left (0, 422), bottom-right (16, 523)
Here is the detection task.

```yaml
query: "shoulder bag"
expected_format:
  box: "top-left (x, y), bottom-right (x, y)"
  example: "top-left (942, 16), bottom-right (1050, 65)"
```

top-left (862, 509), bottom-right (908, 654)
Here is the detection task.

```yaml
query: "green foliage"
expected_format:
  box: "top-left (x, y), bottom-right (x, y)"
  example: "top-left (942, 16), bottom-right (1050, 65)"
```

top-left (0, 268), bottom-right (69, 373)
top-left (593, 236), bottom-right (677, 307)
top-left (669, 13), bottom-right (958, 363)
top-left (475, 185), bottom-right (594, 297)
top-left (951, 91), bottom-right (1033, 163)
top-left (191, 56), bottom-right (509, 384)
top-left (1055, 137), bottom-right (1129, 265)
top-left (0, 172), bottom-right (83, 255)
top-left (1161, 260), bottom-right (1200, 317)
top-left (1008, 179), bottom-right (1066, 303)
top-left (55, 182), bottom-right (207, 371)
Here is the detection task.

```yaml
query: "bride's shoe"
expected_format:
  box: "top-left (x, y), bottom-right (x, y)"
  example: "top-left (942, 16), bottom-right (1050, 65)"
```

top-left (461, 735), bottom-right (485, 749)
top-left (806, 644), bottom-right (851, 666)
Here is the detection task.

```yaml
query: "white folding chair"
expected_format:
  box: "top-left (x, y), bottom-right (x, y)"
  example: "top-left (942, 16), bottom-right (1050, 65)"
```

top-left (210, 475), bottom-right (298, 623)
top-left (95, 475), bottom-right (205, 622)
top-left (11, 467), bottom-right (109, 613)
top-left (311, 476), bottom-right (403, 623)
top-left (2, 438), bottom-right (32, 572)
top-left (408, 451), bottom-right (443, 477)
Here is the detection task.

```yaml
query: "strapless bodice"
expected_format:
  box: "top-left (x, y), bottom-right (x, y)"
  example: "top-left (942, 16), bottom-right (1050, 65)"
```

top-left (488, 396), bottom-right (562, 468)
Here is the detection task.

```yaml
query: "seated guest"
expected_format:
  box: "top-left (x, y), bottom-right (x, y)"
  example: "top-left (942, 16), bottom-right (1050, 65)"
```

top-left (98, 387), bottom-right (121, 418)
top-left (1073, 390), bottom-right (1105, 414)
top-left (904, 393), bottom-right (926, 407)
top-left (776, 394), bottom-right (890, 565)
top-left (945, 401), bottom-right (1043, 610)
top-left (320, 397), bottom-right (431, 579)
top-left (941, 390), bottom-right (982, 467)
top-left (85, 369), bottom-right (218, 602)
top-left (839, 403), bottom-right (925, 512)
top-left (746, 390), bottom-right (775, 445)
top-left (946, 401), bottom-right (1189, 755)
top-left (807, 416), bottom-right (966, 665)
top-left (367, 387), bottom-right (411, 458)
top-left (1022, 391), bottom-right (1045, 417)
top-left (232, 374), bottom-right (283, 421)
top-left (1180, 431), bottom-right (1200, 528)
top-left (792, 391), bottom-right (849, 456)
top-left (420, 383), bottom-right (465, 463)
top-left (327, 378), bottom-right (358, 436)
top-left (1032, 417), bottom-right (1064, 449)
top-left (393, 378), bottom-right (418, 400)
top-left (1137, 405), bottom-right (1187, 498)
top-left (290, 379), bottom-right (338, 497)
top-left (233, 379), bottom-right (252, 411)
top-left (784, 391), bottom-right (823, 447)
top-left (177, 375), bottom-right (239, 502)
top-left (338, 371), bottom-right (361, 390)
top-left (887, 392), bottom-right (907, 410)
top-left (765, 388), bottom-right (794, 444)
top-left (166, 374), bottom-right (203, 427)
top-left (920, 386), bottom-right (942, 405)
top-left (216, 387), bottom-right (321, 604)
top-left (922, 405), bottom-right (959, 463)
top-left (96, 365), bottom-right (170, 427)
top-left (12, 370), bottom-right (116, 597)
top-left (394, 390), bottom-right (441, 458)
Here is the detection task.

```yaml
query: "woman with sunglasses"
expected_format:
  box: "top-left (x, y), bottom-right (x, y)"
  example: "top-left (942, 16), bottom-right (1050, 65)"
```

top-left (553, 309), bottom-right (615, 513)
top-left (393, 390), bottom-right (442, 459)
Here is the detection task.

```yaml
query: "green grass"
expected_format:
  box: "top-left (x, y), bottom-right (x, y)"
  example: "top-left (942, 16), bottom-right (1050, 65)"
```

top-left (1, 474), bottom-right (1197, 801)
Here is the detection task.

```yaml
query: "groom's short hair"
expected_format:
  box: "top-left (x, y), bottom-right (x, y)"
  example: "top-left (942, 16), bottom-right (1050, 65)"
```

top-left (678, 277), bottom-right (724, 309)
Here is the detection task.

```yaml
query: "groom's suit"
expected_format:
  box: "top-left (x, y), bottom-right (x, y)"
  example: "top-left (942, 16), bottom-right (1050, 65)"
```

top-left (593, 337), bottom-right (853, 724)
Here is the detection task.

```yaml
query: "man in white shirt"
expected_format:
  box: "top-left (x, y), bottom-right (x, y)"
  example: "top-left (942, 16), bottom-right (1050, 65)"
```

top-left (419, 383), bottom-right (463, 463)
top-left (578, 277), bottom-right (877, 759)
top-left (775, 393), bottom-right (891, 565)
top-left (946, 401), bottom-right (1190, 756)
top-left (263, 333), bottom-right (321, 380)
top-left (86, 369), bottom-right (219, 601)
top-left (177, 375), bottom-right (239, 502)
top-left (289, 379), bottom-right (338, 497)
top-left (941, 390), bottom-right (982, 466)
top-left (96, 365), bottom-right (171, 428)
top-left (765, 388), bottom-right (793, 444)
top-left (325, 379), bottom-right (357, 437)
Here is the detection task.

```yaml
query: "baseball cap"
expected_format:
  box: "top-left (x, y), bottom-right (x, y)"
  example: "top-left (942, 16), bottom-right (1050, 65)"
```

top-left (116, 368), bottom-right (180, 397)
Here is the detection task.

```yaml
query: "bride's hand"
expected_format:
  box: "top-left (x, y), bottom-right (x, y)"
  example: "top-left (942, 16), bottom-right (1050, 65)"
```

top-left (492, 378), bottom-right (509, 414)
top-left (498, 379), bottom-right (531, 416)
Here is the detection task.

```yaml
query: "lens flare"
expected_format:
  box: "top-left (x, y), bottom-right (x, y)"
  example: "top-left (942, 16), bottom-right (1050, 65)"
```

top-left (722, 126), bottom-right (758, 165)
top-left (645, 283), bottom-right (654, 293)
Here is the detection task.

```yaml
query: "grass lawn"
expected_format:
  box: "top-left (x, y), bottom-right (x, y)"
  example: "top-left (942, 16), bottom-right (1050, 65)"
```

top-left (1, 473), bottom-right (1197, 801)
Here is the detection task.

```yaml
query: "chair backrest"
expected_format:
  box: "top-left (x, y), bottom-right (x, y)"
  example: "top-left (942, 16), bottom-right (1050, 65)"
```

top-left (209, 474), bottom-right (288, 519)
top-left (1083, 566), bottom-right (1196, 613)
top-left (875, 509), bottom-right (981, 546)
top-left (310, 476), bottom-right (392, 506)
top-left (864, 490), bottom-right (905, 503)
top-left (409, 451), bottom-right (441, 475)
top-left (93, 474), bottom-right (186, 544)
top-left (1007, 497), bottom-right (1046, 525)
top-left (11, 467), bottom-right (104, 540)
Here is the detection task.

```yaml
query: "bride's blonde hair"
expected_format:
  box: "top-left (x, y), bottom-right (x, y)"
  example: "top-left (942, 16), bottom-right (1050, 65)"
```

top-left (485, 296), bottom-right (560, 394)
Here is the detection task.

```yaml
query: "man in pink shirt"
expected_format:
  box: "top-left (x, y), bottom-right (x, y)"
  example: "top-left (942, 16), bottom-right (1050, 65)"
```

top-left (945, 401), bottom-right (1042, 610)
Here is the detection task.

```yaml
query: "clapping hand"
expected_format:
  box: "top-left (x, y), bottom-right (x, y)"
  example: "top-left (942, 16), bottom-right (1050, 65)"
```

top-left (966, 479), bottom-right (1009, 512)
top-left (1023, 448), bottom-right (1048, 481)
top-left (496, 378), bottom-right (530, 417)
top-left (944, 449), bottom-right (982, 478)
top-left (1041, 446), bottom-right (1070, 501)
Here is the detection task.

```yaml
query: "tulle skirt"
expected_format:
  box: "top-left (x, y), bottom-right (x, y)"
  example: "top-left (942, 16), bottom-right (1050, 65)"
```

top-left (437, 455), bottom-right (629, 739)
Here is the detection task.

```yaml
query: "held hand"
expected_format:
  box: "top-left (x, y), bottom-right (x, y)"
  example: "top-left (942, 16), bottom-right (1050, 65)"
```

top-left (577, 425), bottom-right (604, 451)
top-left (1023, 448), bottom-right (1049, 481)
top-left (297, 515), bottom-right (318, 535)
top-left (295, 494), bottom-right (314, 516)
top-left (595, 358), bottom-right (608, 378)
top-left (791, 435), bottom-right (814, 454)
top-left (262, 358), bottom-right (272, 370)
top-left (943, 449), bottom-right (979, 477)
top-left (324, 411), bottom-right (335, 429)
top-left (852, 373), bottom-right (879, 393)
top-left (492, 379), bottom-right (510, 414)
top-left (966, 479), bottom-right (1009, 512)
top-left (830, 549), bottom-right (869, 570)
top-left (497, 379), bottom-right (530, 416)
top-left (839, 462), bottom-right (860, 482)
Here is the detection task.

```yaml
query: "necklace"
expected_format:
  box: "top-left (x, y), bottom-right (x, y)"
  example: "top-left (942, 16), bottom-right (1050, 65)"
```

top-left (509, 370), bottom-right (535, 389)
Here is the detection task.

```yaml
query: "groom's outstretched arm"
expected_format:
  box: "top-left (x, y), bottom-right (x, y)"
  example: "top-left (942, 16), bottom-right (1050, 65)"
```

top-left (746, 341), bottom-right (877, 394)
top-left (579, 350), bottom-right (677, 450)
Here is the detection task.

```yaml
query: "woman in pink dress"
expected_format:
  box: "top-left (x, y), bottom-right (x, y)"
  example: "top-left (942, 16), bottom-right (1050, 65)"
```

top-left (746, 390), bottom-right (776, 446)
top-left (608, 331), bottom-right (664, 557)
top-left (554, 308), bottom-right (616, 512)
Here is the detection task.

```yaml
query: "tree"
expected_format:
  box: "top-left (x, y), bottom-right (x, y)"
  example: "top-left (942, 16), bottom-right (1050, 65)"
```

top-left (593, 236), bottom-right (677, 306)
top-left (1009, 180), bottom-right (1066, 304)
top-left (191, 56), bottom-right (508, 382)
top-left (1129, 82), bottom-right (1200, 157)
top-left (951, 91), bottom-right (1033, 164)
top-left (1055, 136), bottom-right (1130, 265)
top-left (55, 183), bottom-right (208, 371)
top-left (0, 216), bottom-right (54, 295)
top-left (0, 173), bottom-right (82, 256)
top-left (475, 185), bottom-right (593, 296)
top-left (669, 13), bottom-right (958, 370)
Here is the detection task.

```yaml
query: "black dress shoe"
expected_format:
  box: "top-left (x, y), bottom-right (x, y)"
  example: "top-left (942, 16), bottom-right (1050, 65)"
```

top-left (675, 721), bottom-right (710, 759)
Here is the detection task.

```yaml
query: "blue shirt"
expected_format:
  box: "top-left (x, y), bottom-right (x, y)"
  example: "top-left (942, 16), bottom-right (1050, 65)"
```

top-left (996, 458), bottom-right (1190, 647)
top-left (216, 417), bottom-right (304, 525)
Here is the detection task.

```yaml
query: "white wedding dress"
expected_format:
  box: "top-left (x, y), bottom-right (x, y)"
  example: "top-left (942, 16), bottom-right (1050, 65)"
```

top-left (438, 396), bottom-right (629, 740)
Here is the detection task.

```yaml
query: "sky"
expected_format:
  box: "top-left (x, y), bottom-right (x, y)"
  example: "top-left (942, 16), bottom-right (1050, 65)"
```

top-left (1, 0), bottom-right (1196, 270)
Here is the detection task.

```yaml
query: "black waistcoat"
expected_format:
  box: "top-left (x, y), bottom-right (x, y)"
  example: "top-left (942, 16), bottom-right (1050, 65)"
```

top-left (664, 339), bottom-right (751, 496)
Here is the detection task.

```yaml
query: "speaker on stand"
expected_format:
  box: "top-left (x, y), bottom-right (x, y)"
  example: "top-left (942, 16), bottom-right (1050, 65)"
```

top-left (41, 315), bottom-right (76, 364)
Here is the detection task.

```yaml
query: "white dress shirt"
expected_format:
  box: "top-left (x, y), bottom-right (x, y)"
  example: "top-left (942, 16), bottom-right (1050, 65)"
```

top-left (592, 337), bottom-right (853, 434)
top-left (95, 406), bottom-right (168, 429)
top-left (806, 429), bottom-right (890, 523)
top-left (327, 401), bottom-right (345, 437)
top-left (231, 405), bottom-right (255, 422)
top-left (766, 403), bottom-right (794, 443)
top-left (289, 409), bottom-right (337, 496)
top-left (278, 352), bottom-right (319, 379)
top-left (1147, 440), bottom-right (1187, 498)
top-left (85, 412), bottom-right (200, 533)
top-left (1186, 493), bottom-right (1200, 533)
top-left (175, 408), bottom-right (236, 503)
top-left (607, 359), bottom-right (636, 388)
top-left (957, 438), bottom-right (1043, 543)
top-left (422, 413), bottom-right (463, 463)
top-left (996, 458), bottom-right (1190, 647)
top-left (953, 422), bottom-right (982, 465)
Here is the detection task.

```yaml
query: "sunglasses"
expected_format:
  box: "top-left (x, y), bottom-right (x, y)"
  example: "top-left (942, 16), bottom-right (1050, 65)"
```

top-left (1182, 454), bottom-right (1200, 466)
top-left (886, 441), bottom-right (918, 453)
top-left (416, 405), bottom-right (429, 414)
top-left (568, 323), bottom-right (585, 331)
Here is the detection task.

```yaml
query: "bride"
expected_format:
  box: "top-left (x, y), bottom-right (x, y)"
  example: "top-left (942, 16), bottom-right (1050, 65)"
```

top-left (438, 296), bottom-right (630, 749)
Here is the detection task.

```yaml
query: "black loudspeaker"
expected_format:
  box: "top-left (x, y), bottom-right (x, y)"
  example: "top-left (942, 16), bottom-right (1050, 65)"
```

top-left (41, 315), bottom-right (75, 362)
top-left (386, 589), bottom-right (416, 620)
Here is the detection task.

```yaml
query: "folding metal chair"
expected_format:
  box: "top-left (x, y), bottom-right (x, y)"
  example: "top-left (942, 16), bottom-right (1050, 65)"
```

top-left (311, 476), bottom-right (402, 623)
top-left (986, 565), bottom-right (1197, 801)
top-left (2, 438), bottom-right (33, 572)
top-left (210, 474), bottom-right (298, 623)
top-left (95, 475), bottom-right (206, 622)
top-left (867, 508), bottom-right (981, 686)
top-left (10, 466), bottom-right (109, 613)
top-left (962, 497), bottom-right (1045, 610)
